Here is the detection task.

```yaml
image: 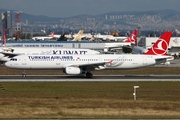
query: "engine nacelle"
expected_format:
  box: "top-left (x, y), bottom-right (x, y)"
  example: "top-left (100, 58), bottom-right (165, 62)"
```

top-left (64, 67), bottom-right (82, 75)
top-left (161, 61), bottom-right (170, 65)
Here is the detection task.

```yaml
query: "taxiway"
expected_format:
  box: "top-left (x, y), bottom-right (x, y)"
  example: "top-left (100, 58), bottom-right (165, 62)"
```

top-left (0, 75), bottom-right (180, 82)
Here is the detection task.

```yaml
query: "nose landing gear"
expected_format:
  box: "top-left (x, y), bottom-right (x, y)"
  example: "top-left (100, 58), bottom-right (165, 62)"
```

top-left (22, 70), bottom-right (26, 77)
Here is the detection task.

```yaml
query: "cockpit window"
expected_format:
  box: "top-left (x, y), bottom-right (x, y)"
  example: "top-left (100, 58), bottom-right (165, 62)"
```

top-left (10, 58), bottom-right (17, 61)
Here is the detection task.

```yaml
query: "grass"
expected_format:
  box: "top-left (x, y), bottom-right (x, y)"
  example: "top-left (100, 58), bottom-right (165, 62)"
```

top-left (0, 66), bottom-right (180, 118)
top-left (0, 82), bottom-right (180, 119)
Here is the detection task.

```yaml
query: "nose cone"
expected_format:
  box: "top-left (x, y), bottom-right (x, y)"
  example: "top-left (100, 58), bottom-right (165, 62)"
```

top-left (5, 61), bottom-right (12, 68)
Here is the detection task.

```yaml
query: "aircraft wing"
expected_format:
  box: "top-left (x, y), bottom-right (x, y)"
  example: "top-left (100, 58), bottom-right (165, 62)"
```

top-left (155, 58), bottom-right (167, 64)
top-left (63, 61), bottom-right (107, 70)
top-left (154, 56), bottom-right (174, 64)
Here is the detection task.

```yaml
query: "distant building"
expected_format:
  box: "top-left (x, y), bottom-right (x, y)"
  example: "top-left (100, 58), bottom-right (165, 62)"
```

top-left (1, 11), bottom-right (13, 38)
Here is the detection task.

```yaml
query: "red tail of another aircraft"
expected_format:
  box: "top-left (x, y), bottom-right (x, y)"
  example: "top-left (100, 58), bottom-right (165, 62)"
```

top-left (124, 29), bottom-right (138, 45)
top-left (144, 31), bottom-right (172, 55)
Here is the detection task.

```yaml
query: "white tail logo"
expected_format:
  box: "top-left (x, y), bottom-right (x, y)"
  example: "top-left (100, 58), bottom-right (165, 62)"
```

top-left (152, 39), bottom-right (168, 55)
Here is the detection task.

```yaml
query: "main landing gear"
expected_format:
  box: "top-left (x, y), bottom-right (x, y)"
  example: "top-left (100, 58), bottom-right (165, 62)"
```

top-left (22, 70), bottom-right (26, 77)
top-left (85, 72), bottom-right (93, 78)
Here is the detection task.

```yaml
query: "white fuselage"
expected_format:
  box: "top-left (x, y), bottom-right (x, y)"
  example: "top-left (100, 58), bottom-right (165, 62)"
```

top-left (5, 54), bottom-right (158, 70)
top-left (32, 36), bottom-right (53, 40)
top-left (105, 42), bottom-right (131, 48)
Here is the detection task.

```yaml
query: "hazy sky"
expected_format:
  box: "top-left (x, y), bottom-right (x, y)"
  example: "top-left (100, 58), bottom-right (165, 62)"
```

top-left (0, 0), bottom-right (180, 18)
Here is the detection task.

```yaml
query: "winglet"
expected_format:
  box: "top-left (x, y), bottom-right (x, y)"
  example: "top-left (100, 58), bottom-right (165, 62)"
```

top-left (144, 31), bottom-right (172, 55)
top-left (124, 29), bottom-right (138, 45)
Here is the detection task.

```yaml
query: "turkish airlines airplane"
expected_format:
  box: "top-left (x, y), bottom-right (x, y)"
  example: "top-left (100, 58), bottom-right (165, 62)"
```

top-left (5, 52), bottom-right (173, 78)
top-left (103, 29), bottom-right (139, 52)
top-left (0, 47), bottom-right (100, 62)
top-left (5, 54), bottom-right (172, 78)
top-left (132, 31), bottom-right (173, 65)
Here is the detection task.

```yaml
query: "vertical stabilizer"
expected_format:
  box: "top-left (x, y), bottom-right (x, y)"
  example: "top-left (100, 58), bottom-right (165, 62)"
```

top-left (144, 31), bottom-right (172, 55)
top-left (72, 30), bottom-right (84, 41)
top-left (124, 29), bottom-right (138, 45)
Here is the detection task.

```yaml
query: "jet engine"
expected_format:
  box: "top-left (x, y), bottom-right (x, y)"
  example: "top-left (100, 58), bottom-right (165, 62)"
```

top-left (63, 67), bottom-right (82, 75)
top-left (161, 61), bottom-right (170, 65)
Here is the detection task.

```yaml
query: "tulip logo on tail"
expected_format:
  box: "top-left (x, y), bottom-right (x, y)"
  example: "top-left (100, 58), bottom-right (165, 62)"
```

top-left (130, 34), bottom-right (136, 42)
top-left (145, 31), bottom-right (172, 55)
top-left (124, 29), bottom-right (138, 43)
top-left (152, 39), bottom-right (168, 55)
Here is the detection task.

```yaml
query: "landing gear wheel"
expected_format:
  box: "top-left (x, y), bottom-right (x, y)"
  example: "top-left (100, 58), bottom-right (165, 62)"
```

top-left (86, 72), bottom-right (93, 78)
top-left (22, 70), bottom-right (26, 77)
top-left (22, 74), bottom-right (26, 77)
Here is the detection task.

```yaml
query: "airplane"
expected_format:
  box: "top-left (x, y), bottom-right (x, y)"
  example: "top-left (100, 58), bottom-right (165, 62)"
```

top-left (32, 32), bottom-right (55, 41)
top-left (56, 30), bottom-right (84, 41)
top-left (94, 33), bottom-right (115, 41)
top-left (132, 31), bottom-right (173, 65)
top-left (103, 29), bottom-right (139, 52)
top-left (5, 54), bottom-right (172, 78)
top-left (5, 50), bottom-right (173, 78)
top-left (0, 47), bottom-right (100, 62)
top-left (94, 30), bottom-right (138, 42)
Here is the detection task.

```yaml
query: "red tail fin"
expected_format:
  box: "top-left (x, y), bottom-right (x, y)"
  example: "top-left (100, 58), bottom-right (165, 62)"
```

top-left (144, 31), bottom-right (172, 55)
top-left (124, 29), bottom-right (138, 44)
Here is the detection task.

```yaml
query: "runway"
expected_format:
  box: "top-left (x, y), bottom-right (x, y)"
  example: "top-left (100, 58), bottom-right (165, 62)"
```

top-left (0, 75), bottom-right (180, 82)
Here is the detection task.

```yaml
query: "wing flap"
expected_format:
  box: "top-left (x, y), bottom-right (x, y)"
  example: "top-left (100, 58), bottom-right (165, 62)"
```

top-left (62, 62), bottom-right (106, 70)
top-left (155, 56), bottom-right (174, 64)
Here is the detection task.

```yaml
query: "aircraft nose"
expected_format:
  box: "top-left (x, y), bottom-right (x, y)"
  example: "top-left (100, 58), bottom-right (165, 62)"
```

top-left (5, 61), bottom-right (12, 67)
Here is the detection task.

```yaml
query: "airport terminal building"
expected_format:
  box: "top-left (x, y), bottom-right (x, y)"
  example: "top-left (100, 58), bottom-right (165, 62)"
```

top-left (4, 40), bottom-right (107, 52)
